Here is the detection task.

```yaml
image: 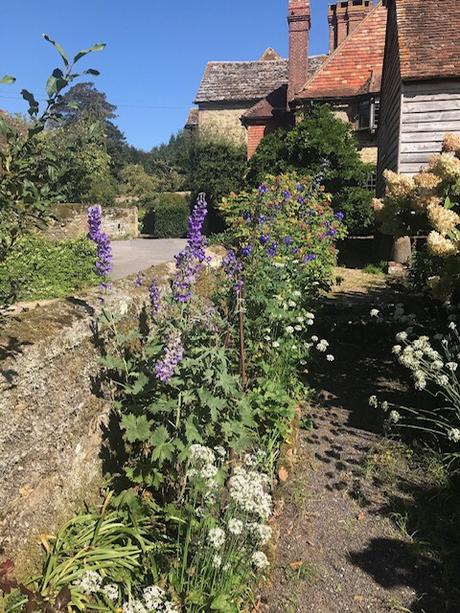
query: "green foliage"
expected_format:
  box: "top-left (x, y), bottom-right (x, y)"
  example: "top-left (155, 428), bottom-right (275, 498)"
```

top-left (119, 164), bottom-right (158, 199)
top-left (141, 194), bottom-right (190, 238)
top-left (0, 235), bottom-right (99, 301)
top-left (363, 260), bottom-right (388, 275)
top-left (187, 137), bottom-right (247, 233)
top-left (0, 35), bottom-right (105, 310)
top-left (246, 105), bottom-right (375, 236)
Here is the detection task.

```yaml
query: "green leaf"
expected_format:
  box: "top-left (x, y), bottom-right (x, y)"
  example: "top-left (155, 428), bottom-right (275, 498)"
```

top-left (84, 68), bottom-right (101, 76)
top-left (149, 426), bottom-right (175, 466)
top-left (210, 594), bottom-right (233, 611)
top-left (121, 414), bottom-right (151, 443)
top-left (42, 34), bottom-right (69, 66)
top-left (0, 75), bottom-right (16, 85)
top-left (129, 372), bottom-right (149, 396)
top-left (73, 43), bottom-right (106, 64)
top-left (20, 89), bottom-right (40, 115)
top-left (444, 196), bottom-right (454, 210)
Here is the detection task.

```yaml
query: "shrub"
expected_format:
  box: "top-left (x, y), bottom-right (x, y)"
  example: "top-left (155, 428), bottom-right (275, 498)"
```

top-left (0, 235), bottom-right (98, 301)
top-left (246, 105), bottom-right (375, 236)
top-left (140, 193), bottom-right (190, 237)
top-left (374, 133), bottom-right (460, 300)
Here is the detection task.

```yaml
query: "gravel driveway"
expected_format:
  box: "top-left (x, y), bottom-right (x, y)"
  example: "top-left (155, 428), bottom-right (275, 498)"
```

top-left (111, 238), bottom-right (187, 280)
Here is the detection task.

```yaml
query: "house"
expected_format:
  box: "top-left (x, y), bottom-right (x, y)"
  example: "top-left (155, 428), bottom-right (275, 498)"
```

top-left (189, 0), bottom-right (388, 162)
top-left (377, 0), bottom-right (460, 194)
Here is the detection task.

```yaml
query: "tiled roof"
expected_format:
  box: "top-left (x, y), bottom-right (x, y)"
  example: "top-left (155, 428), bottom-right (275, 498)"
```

top-left (296, 3), bottom-right (387, 100)
top-left (242, 85), bottom-right (288, 122)
top-left (185, 108), bottom-right (198, 128)
top-left (395, 0), bottom-right (460, 80)
top-left (195, 55), bottom-right (326, 104)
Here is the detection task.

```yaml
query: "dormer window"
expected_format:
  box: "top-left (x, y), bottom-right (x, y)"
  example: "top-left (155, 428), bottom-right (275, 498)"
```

top-left (358, 97), bottom-right (379, 132)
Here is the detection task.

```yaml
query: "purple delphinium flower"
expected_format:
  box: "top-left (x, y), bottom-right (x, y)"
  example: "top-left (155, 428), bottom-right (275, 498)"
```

top-left (258, 215), bottom-right (266, 226)
top-left (291, 247), bottom-right (299, 255)
top-left (283, 190), bottom-right (291, 200)
top-left (223, 249), bottom-right (243, 292)
top-left (241, 245), bottom-right (252, 257)
top-left (134, 271), bottom-right (145, 288)
top-left (87, 205), bottom-right (113, 278)
top-left (297, 197), bottom-right (305, 204)
top-left (335, 211), bottom-right (345, 221)
top-left (259, 234), bottom-right (270, 246)
top-left (258, 184), bottom-right (268, 195)
top-left (149, 278), bottom-right (161, 316)
top-left (242, 211), bottom-right (252, 222)
top-left (325, 228), bottom-right (337, 237)
top-left (304, 253), bottom-right (317, 263)
top-left (154, 330), bottom-right (184, 383)
top-left (267, 242), bottom-right (278, 257)
top-left (296, 183), bottom-right (304, 192)
top-left (284, 236), bottom-right (293, 246)
top-left (172, 193), bottom-right (208, 302)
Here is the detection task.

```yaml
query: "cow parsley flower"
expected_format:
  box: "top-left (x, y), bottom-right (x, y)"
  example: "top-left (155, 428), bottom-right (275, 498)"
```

top-left (326, 354), bottom-right (335, 362)
top-left (446, 362), bottom-right (458, 372)
top-left (370, 309), bottom-right (380, 317)
top-left (248, 522), bottom-right (272, 545)
top-left (448, 428), bottom-right (460, 443)
top-left (143, 586), bottom-right (166, 610)
top-left (316, 339), bottom-right (329, 352)
top-left (212, 555), bottom-right (222, 569)
top-left (396, 331), bottom-right (408, 342)
top-left (102, 583), bottom-right (119, 602)
top-left (389, 410), bottom-right (401, 423)
top-left (229, 467), bottom-right (272, 520)
top-left (368, 395), bottom-right (378, 408)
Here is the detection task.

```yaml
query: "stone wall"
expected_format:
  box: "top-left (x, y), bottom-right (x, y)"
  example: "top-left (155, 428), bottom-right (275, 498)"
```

top-left (198, 103), bottom-right (252, 146)
top-left (0, 248), bottom-right (224, 576)
top-left (0, 261), bottom-right (174, 575)
top-left (44, 204), bottom-right (139, 241)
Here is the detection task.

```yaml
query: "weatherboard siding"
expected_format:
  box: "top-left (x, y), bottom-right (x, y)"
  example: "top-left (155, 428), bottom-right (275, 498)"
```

top-left (399, 80), bottom-right (460, 175)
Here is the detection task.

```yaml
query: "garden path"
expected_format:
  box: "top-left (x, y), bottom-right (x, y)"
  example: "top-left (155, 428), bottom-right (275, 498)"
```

top-left (260, 268), bottom-right (460, 613)
top-left (111, 238), bottom-right (187, 280)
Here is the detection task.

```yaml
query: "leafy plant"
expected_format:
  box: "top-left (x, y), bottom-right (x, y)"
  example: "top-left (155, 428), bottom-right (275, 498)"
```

top-left (0, 35), bottom-right (105, 310)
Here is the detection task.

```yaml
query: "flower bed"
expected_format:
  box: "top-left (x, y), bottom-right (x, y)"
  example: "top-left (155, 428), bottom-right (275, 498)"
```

top-left (0, 175), bottom-right (344, 612)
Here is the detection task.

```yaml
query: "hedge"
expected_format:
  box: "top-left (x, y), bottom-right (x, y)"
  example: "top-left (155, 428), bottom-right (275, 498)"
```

top-left (0, 235), bottom-right (99, 301)
top-left (140, 193), bottom-right (190, 238)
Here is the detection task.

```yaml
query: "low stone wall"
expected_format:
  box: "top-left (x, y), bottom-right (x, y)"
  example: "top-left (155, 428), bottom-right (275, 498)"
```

top-left (0, 261), bottom-right (174, 575)
top-left (45, 204), bottom-right (139, 241)
top-left (0, 247), bottom-right (224, 576)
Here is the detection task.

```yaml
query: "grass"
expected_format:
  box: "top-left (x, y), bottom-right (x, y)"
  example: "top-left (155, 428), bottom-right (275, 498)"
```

top-left (362, 260), bottom-right (388, 276)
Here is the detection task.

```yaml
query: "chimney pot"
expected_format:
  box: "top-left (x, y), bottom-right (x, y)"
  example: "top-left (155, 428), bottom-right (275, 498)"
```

top-left (287, 0), bottom-right (311, 103)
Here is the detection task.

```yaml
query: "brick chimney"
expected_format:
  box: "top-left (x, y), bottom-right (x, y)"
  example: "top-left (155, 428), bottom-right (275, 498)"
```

top-left (328, 0), bottom-right (372, 53)
top-left (287, 0), bottom-right (311, 103)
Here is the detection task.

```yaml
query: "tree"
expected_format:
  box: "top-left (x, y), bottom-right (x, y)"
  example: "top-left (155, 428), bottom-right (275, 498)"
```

top-left (247, 104), bottom-right (375, 235)
top-left (53, 81), bottom-right (116, 124)
top-left (0, 36), bottom-right (106, 310)
top-left (187, 137), bottom-right (247, 232)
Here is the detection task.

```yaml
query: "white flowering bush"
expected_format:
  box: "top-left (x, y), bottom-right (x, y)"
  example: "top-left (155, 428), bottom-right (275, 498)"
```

top-left (373, 134), bottom-right (460, 299)
top-left (371, 322), bottom-right (460, 470)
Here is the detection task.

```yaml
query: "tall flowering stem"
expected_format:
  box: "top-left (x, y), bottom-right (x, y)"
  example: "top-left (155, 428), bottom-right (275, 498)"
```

top-left (155, 330), bottom-right (184, 384)
top-left (172, 193), bottom-right (208, 303)
top-left (87, 205), bottom-right (113, 279)
top-left (149, 277), bottom-right (161, 317)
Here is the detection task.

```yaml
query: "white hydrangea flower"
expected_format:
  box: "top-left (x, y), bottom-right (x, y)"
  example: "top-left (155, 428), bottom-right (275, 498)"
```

top-left (102, 583), bottom-right (119, 602)
top-left (228, 518), bottom-right (244, 535)
top-left (368, 395), bottom-right (378, 408)
top-left (74, 570), bottom-right (102, 595)
top-left (448, 428), bottom-right (460, 443)
top-left (208, 527), bottom-right (226, 548)
top-left (326, 354), bottom-right (335, 362)
top-left (251, 551), bottom-right (270, 570)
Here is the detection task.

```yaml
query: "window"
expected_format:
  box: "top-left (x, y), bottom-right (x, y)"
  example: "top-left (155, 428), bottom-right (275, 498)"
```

top-left (358, 97), bottom-right (379, 132)
top-left (367, 171), bottom-right (377, 191)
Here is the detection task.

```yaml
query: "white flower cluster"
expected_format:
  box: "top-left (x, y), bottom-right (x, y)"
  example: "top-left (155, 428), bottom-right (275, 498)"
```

top-left (123, 586), bottom-right (179, 613)
top-left (247, 522), bottom-right (273, 545)
top-left (251, 550), bottom-right (270, 570)
top-left (208, 527), bottom-right (226, 548)
top-left (73, 570), bottom-right (102, 595)
top-left (448, 428), bottom-right (460, 443)
top-left (228, 466), bottom-right (272, 520)
top-left (187, 444), bottom-right (220, 487)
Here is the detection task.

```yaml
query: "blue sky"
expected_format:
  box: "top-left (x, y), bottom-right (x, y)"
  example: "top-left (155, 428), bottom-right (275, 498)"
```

top-left (0, 0), bottom-right (334, 150)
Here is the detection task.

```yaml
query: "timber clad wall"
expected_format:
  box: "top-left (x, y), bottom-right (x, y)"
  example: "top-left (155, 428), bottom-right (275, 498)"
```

top-left (377, 0), bottom-right (401, 194)
top-left (399, 80), bottom-right (460, 175)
